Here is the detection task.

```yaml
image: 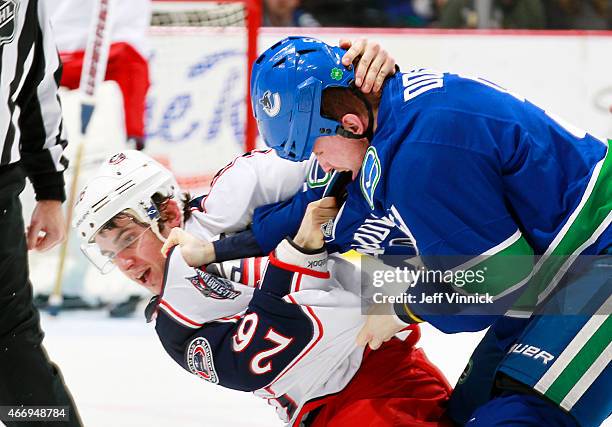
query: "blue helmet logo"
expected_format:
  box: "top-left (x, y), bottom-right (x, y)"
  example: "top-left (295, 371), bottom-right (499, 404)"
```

top-left (251, 37), bottom-right (355, 161)
top-left (259, 90), bottom-right (281, 117)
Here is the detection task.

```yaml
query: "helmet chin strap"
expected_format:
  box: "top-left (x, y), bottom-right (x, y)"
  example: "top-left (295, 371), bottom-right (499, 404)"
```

top-left (151, 220), bottom-right (167, 243)
top-left (335, 83), bottom-right (375, 142)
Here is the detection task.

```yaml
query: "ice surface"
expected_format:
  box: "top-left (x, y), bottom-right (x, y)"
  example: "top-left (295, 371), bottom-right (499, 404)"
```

top-left (38, 312), bottom-right (485, 427)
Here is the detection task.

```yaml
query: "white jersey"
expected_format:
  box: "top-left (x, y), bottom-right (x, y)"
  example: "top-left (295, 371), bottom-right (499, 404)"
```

top-left (151, 236), bottom-right (371, 425)
top-left (186, 149), bottom-right (314, 241)
top-left (149, 150), bottom-right (398, 424)
top-left (45, 0), bottom-right (151, 56)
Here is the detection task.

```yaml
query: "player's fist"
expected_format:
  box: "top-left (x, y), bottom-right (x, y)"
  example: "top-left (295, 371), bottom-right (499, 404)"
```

top-left (161, 227), bottom-right (215, 267)
top-left (339, 38), bottom-right (396, 94)
top-left (356, 303), bottom-right (408, 350)
top-left (293, 197), bottom-right (338, 251)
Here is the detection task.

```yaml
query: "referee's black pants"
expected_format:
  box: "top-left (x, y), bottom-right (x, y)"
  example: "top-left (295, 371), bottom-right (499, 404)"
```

top-left (0, 164), bottom-right (82, 427)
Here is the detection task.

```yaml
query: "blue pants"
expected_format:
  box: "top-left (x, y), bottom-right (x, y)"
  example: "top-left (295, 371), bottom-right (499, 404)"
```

top-left (450, 255), bottom-right (611, 426)
top-left (467, 392), bottom-right (579, 426)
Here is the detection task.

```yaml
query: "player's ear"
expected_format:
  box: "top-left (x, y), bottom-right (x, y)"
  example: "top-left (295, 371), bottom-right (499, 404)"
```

top-left (163, 200), bottom-right (182, 228)
top-left (340, 113), bottom-right (365, 135)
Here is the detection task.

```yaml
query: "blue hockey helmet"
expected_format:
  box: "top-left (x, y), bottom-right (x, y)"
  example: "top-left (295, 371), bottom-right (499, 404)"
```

top-left (251, 37), bottom-right (359, 161)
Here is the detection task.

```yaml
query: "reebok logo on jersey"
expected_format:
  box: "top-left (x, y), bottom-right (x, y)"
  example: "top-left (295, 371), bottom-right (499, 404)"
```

top-left (260, 90), bottom-right (281, 117)
top-left (0, 1), bottom-right (17, 46)
top-left (360, 146), bottom-right (381, 210)
top-left (509, 343), bottom-right (555, 365)
top-left (186, 337), bottom-right (219, 384)
top-left (307, 259), bottom-right (326, 269)
top-left (187, 268), bottom-right (241, 300)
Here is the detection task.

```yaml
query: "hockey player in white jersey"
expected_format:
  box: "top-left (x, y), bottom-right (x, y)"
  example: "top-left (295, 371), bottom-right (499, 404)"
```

top-left (73, 150), bottom-right (452, 426)
top-left (47, 0), bottom-right (152, 149)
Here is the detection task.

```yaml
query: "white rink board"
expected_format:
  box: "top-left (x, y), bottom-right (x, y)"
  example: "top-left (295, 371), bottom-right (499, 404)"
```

top-left (53, 29), bottom-right (612, 196)
top-left (47, 29), bottom-right (612, 201)
top-left (145, 29), bottom-right (612, 194)
top-left (257, 29), bottom-right (612, 140)
top-left (146, 27), bottom-right (249, 191)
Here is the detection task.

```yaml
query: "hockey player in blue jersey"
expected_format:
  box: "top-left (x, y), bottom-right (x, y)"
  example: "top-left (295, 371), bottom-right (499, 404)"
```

top-left (247, 37), bottom-right (611, 426)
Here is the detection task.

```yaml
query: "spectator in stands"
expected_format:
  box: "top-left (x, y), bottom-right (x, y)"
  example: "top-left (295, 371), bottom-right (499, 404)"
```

top-left (302, 0), bottom-right (436, 27)
top-left (46, 0), bottom-right (151, 151)
top-left (263, 0), bottom-right (320, 26)
top-left (377, 0), bottom-right (436, 27)
top-left (544, 0), bottom-right (611, 30)
top-left (435, 0), bottom-right (546, 28)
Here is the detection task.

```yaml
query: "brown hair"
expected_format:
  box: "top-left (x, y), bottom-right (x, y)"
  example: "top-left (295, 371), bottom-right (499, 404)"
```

top-left (99, 212), bottom-right (149, 234)
top-left (321, 87), bottom-right (369, 124)
top-left (151, 191), bottom-right (192, 232)
top-left (101, 192), bottom-right (192, 234)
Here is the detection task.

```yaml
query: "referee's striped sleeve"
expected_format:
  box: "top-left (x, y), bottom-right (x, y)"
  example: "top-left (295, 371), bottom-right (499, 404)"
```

top-left (17, 0), bottom-right (68, 201)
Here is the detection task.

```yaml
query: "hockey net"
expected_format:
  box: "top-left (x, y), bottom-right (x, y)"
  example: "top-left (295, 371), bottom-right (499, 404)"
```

top-left (152, 1), bottom-right (247, 27)
top-left (148, 0), bottom-right (260, 191)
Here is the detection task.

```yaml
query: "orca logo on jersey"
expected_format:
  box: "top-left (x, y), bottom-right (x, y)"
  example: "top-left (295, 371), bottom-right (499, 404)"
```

top-left (360, 146), bottom-right (381, 210)
top-left (307, 159), bottom-right (331, 189)
top-left (0, 1), bottom-right (17, 46)
top-left (187, 337), bottom-right (219, 384)
top-left (187, 268), bottom-right (241, 300)
top-left (260, 90), bottom-right (281, 117)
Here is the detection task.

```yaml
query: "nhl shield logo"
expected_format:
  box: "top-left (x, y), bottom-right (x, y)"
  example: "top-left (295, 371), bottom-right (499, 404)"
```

top-left (0, 0), bottom-right (17, 46)
top-left (259, 90), bottom-right (281, 117)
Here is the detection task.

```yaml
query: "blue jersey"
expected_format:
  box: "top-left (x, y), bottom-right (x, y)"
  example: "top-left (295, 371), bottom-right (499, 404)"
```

top-left (253, 69), bottom-right (611, 332)
top-left (253, 160), bottom-right (419, 258)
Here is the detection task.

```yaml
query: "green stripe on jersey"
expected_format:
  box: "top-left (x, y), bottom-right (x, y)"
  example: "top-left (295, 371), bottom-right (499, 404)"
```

top-left (458, 232), bottom-right (533, 297)
top-left (543, 316), bottom-right (612, 405)
top-left (438, 142), bottom-right (609, 310)
top-left (527, 142), bottom-right (611, 304)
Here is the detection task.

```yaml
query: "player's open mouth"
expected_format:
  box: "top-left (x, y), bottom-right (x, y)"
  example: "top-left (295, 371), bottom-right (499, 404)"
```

top-left (137, 268), bottom-right (151, 285)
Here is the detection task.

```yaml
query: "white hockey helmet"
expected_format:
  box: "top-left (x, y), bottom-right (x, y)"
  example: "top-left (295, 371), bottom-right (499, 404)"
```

top-left (73, 150), bottom-right (182, 273)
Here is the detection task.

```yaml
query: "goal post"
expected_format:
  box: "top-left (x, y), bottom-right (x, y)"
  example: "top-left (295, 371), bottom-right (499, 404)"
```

top-left (151, 0), bottom-right (260, 154)
top-left (244, 0), bottom-right (260, 153)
